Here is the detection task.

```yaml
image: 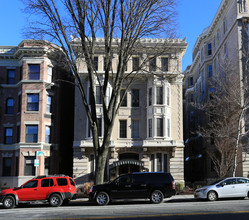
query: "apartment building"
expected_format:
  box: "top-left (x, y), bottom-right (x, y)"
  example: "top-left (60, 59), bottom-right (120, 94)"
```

top-left (73, 38), bottom-right (187, 184)
top-left (0, 40), bottom-right (74, 188)
top-left (183, 0), bottom-right (249, 183)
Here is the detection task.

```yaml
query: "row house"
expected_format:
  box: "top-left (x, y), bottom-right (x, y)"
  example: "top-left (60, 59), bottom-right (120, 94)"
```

top-left (183, 0), bottom-right (249, 183)
top-left (72, 38), bottom-right (187, 184)
top-left (0, 40), bottom-right (74, 188)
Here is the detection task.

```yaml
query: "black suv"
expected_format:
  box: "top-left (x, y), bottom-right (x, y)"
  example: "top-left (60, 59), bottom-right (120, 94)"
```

top-left (89, 172), bottom-right (176, 205)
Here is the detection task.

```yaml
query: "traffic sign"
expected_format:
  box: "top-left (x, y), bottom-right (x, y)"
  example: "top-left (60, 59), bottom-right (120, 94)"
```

top-left (36, 151), bottom-right (44, 156)
top-left (34, 159), bottom-right (39, 167)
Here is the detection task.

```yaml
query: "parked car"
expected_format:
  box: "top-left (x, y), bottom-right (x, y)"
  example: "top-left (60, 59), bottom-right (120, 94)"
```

top-left (0, 175), bottom-right (77, 209)
top-left (194, 177), bottom-right (249, 201)
top-left (89, 172), bottom-right (176, 205)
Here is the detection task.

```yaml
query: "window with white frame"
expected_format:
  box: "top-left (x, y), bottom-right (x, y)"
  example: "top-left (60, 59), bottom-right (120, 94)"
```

top-left (156, 118), bottom-right (164, 137)
top-left (150, 153), bottom-right (168, 172)
top-left (5, 127), bottom-right (13, 144)
top-left (96, 86), bottom-right (103, 104)
top-left (47, 95), bottom-right (52, 113)
top-left (161, 57), bottom-right (168, 71)
top-left (149, 57), bottom-right (156, 71)
top-left (208, 65), bottom-right (213, 78)
top-left (120, 89), bottom-right (127, 107)
top-left (223, 20), bottom-right (227, 34)
top-left (47, 66), bottom-right (53, 83)
top-left (166, 87), bottom-right (170, 106)
top-left (167, 118), bottom-right (171, 138)
top-left (148, 119), bottom-right (152, 138)
top-left (119, 120), bottom-right (127, 138)
top-left (156, 86), bottom-right (163, 105)
top-left (207, 43), bottom-right (212, 56)
top-left (148, 88), bottom-right (152, 106)
top-left (45, 126), bottom-right (51, 143)
top-left (97, 117), bottom-right (102, 137)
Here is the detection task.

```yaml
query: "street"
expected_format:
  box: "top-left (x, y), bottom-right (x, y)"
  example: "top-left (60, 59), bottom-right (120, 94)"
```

top-left (1, 195), bottom-right (249, 220)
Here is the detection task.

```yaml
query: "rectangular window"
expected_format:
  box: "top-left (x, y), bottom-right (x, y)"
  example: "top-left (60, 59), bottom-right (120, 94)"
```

top-left (163, 154), bottom-right (168, 172)
top-left (208, 65), bottom-right (213, 78)
top-left (27, 94), bottom-right (39, 111)
top-left (26, 125), bottom-right (38, 143)
top-left (157, 118), bottom-right (164, 137)
top-left (167, 118), bottom-right (171, 137)
top-left (120, 89), bottom-right (127, 107)
top-left (148, 119), bottom-right (152, 138)
top-left (156, 153), bottom-right (162, 171)
top-left (223, 20), bottom-right (227, 34)
top-left (96, 86), bottom-right (102, 104)
top-left (189, 77), bottom-right (193, 86)
top-left (156, 87), bottom-right (163, 105)
top-left (224, 43), bottom-right (228, 58)
top-left (47, 95), bottom-right (52, 113)
top-left (119, 120), bottom-right (127, 138)
top-left (93, 56), bottom-right (98, 71)
top-left (166, 87), bottom-right (170, 106)
top-left (97, 117), bottom-right (102, 137)
top-left (131, 89), bottom-right (139, 107)
top-left (19, 65), bottom-right (23, 81)
top-left (18, 95), bottom-right (21, 113)
top-left (28, 64), bottom-right (40, 80)
top-left (6, 98), bottom-right (14, 114)
top-left (5, 128), bottom-right (13, 144)
top-left (132, 57), bottom-right (139, 71)
top-left (161, 57), bottom-right (168, 71)
top-left (3, 158), bottom-right (12, 176)
top-left (47, 66), bottom-right (53, 83)
top-left (7, 69), bottom-right (15, 84)
top-left (17, 125), bottom-right (20, 143)
top-left (149, 88), bottom-right (152, 106)
top-left (207, 43), bottom-right (212, 56)
top-left (132, 120), bottom-right (139, 139)
top-left (149, 57), bottom-right (156, 71)
top-left (24, 156), bottom-right (35, 176)
top-left (45, 126), bottom-right (51, 143)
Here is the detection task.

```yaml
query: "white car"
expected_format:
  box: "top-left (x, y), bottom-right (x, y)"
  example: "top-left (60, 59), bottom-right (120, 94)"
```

top-left (194, 177), bottom-right (249, 201)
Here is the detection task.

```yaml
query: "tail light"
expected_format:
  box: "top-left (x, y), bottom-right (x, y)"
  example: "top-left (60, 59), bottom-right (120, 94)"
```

top-left (172, 181), bottom-right (175, 189)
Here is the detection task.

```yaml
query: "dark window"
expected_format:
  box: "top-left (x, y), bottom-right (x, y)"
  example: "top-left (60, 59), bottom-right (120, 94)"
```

top-left (148, 88), bottom-right (152, 106)
top-left (6, 98), bottom-right (14, 114)
top-left (131, 120), bottom-right (139, 138)
top-left (157, 118), bottom-right (163, 137)
top-left (132, 174), bottom-right (147, 184)
top-left (164, 154), bottom-right (168, 172)
top-left (131, 89), bottom-right (139, 107)
top-left (2, 158), bottom-right (12, 176)
top-left (19, 65), bottom-right (23, 81)
top-left (119, 120), bottom-right (127, 138)
top-left (149, 57), bottom-right (156, 71)
top-left (15, 156), bottom-right (19, 176)
top-left (7, 69), bottom-right (15, 84)
top-left (207, 43), bottom-right (212, 56)
top-left (208, 65), bottom-right (213, 78)
top-left (24, 156), bottom-right (35, 176)
top-left (156, 153), bottom-right (162, 171)
top-left (18, 95), bottom-right (21, 113)
top-left (96, 86), bottom-right (102, 104)
top-left (97, 118), bottom-right (102, 137)
top-left (23, 180), bottom-right (38, 188)
top-left (17, 126), bottom-right (20, 143)
top-left (41, 179), bottom-right (54, 187)
top-left (148, 119), bottom-right (152, 138)
top-left (28, 64), bottom-right (40, 80)
top-left (115, 175), bottom-right (131, 185)
top-left (5, 128), bottom-right (13, 144)
top-left (189, 77), bottom-right (193, 86)
top-left (156, 87), bottom-right (163, 105)
top-left (237, 178), bottom-right (249, 184)
top-left (70, 178), bottom-right (76, 186)
top-left (161, 57), bottom-right (168, 71)
top-left (27, 94), bottom-right (39, 111)
top-left (93, 56), bottom-right (98, 71)
top-left (57, 178), bottom-right (68, 186)
top-left (132, 57), bottom-right (139, 71)
top-left (120, 89), bottom-right (127, 107)
top-left (150, 154), bottom-right (155, 172)
top-left (26, 125), bottom-right (38, 143)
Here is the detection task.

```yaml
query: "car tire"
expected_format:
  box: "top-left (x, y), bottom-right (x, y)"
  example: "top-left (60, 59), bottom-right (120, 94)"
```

top-left (96, 192), bottom-right (110, 206)
top-left (150, 190), bottom-right (164, 204)
top-left (3, 196), bottom-right (15, 209)
top-left (49, 194), bottom-right (63, 207)
top-left (207, 191), bottom-right (217, 201)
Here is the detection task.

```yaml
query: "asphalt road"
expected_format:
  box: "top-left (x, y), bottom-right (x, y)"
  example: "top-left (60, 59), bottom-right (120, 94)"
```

top-left (1, 195), bottom-right (249, 220)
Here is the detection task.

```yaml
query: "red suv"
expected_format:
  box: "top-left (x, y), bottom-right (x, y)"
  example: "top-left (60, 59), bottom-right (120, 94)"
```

top-left (0, 175), bottom-right (77, 209)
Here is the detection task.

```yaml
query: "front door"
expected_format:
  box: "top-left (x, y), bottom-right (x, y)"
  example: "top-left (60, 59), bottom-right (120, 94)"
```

top-left (17, 180), bottom-right (40, 201)
top-left (217, 178), bottom-right (237, 198)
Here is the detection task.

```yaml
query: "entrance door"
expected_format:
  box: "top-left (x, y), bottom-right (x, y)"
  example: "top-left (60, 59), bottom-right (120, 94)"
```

top-left (118, 153), bottom-right (140, 175)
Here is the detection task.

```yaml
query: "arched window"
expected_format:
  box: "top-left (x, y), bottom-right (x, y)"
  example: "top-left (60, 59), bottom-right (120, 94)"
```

top-left (6, 98), bottom-right (14, 114)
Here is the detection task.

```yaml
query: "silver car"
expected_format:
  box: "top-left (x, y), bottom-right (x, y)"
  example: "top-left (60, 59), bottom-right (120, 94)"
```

top-left (194, 177), bottom-right (249, 201)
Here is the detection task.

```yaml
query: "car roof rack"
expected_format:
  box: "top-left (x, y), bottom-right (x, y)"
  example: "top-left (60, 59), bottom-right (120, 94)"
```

top-left (33, 174), bottom-right (68, 179)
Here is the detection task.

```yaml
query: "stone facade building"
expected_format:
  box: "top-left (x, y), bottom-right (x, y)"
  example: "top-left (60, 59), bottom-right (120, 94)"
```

top-left (183, 0), bottom-right (249, 183)
top-left (73, 38), bottom-right (187, 184)
top-left (0, 40), bottom-right (74, 188)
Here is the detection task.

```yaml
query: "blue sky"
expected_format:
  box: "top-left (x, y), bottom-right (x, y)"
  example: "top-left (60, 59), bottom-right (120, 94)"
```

top-left (0, 0), bottom-right (222, 70)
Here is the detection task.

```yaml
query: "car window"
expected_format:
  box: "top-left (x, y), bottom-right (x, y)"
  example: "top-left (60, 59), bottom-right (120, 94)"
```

top-left (23, 180), bottom-right (38, 188)
top-left (223, 178), bottom-right (236, 185)
top-left (132, 174), bottom-right (147, 184)
top-left (57, 178), bottom-right (68, 186)
top-left (115, 175), bottom-right (131, 185)
top-left (70, 178), bottom-right (76, 186)
top-left (237, 178), bottom-right (249, 184)
top-left (41, 179), bottom-right (54, 187)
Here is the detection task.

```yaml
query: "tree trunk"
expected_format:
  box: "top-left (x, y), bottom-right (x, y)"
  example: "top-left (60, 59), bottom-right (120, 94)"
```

top-left (95, 146), bottom-right (109, 184)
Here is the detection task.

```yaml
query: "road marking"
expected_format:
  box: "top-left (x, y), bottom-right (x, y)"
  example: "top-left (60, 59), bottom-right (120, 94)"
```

top-left (41, 210), bottom-right (249, 220)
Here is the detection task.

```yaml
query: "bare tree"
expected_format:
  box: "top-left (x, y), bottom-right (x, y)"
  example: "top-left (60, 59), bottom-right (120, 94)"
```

top-left (23, 0), bottom-right (177, 184)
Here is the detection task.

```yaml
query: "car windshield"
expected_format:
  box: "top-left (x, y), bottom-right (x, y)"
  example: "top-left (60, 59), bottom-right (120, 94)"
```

top-left (209, 179), bottom-right (223, 186)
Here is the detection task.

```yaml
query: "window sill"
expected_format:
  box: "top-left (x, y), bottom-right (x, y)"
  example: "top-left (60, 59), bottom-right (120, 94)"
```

top-left (25, 111), bottom-right (39, 114)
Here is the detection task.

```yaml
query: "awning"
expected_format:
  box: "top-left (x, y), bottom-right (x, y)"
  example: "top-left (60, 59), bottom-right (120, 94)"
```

top-left (111, 159), bottom-right (144, 168)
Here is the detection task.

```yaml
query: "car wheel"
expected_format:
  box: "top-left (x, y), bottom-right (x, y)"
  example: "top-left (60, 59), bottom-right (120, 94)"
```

top-left (49, 194), bottom-right (63, 207)
top-left (3, 196), bottom-right (15, 209)
top-left (207, 191), bottom-right (217, 201)
top-left (150, 190), bottom-right (164, 204)
top-left (96, 192), bottom-right (110, 206)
